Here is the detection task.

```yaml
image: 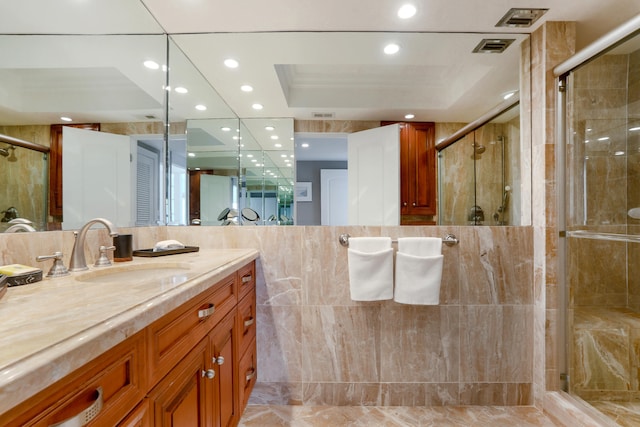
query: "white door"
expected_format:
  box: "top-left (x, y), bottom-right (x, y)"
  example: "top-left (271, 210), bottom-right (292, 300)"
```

top-left (320, 169), bottom-right (348, 225)
top-left (347, 124), bottom-right (400, 225)
top-left (200, 174), bottom-right (232, 225)
top-left (63, 126), bottom-right (131, 230)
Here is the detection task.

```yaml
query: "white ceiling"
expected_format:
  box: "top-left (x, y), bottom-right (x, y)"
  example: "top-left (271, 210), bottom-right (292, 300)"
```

top-left (1, 0), bottom-right (638, 126)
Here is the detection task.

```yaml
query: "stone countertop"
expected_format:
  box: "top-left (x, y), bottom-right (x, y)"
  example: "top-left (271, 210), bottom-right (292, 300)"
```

top-left (0, 248), bottom-right (259, 416)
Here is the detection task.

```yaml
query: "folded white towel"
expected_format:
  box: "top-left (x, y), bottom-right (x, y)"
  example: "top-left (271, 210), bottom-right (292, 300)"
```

top-left (398, 237), bottom-right (442, 256)
top-left (348, 237), bottom-right (394, 301)
top-left (394, 237), bottom-right (443, 305)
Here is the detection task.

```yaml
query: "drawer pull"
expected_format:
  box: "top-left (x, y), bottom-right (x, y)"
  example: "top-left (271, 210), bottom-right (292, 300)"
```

top-left (243, 317), bottom-right (255, 328)
top-left (245, 368), bottom-right (256, 383)
top-left (241, 275), bottom-right (252, 283)
top-left (50, 386), bottom-right (103, 427)
top-left (202, 369), bottom-right (216, 379)
top-left (198, 304), bottom-right (215, 319)
top-left (215, 356), bottom-right (225, 365)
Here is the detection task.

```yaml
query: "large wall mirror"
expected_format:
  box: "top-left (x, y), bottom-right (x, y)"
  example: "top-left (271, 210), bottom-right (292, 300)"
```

top-left (1, 26), bottom-right (529, 231)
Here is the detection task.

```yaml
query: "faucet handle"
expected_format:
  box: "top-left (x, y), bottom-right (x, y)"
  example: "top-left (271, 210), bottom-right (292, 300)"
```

top-left (95, 245), bottom-right (116, 267)
top-left (36, 251), bottom-right (70, 278)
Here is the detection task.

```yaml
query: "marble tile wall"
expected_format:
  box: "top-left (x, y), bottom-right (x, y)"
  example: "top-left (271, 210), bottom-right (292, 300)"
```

top-left (0, 125), bottom-right (51, 231)
top-left (0, 224), bottom-right (534, 406)
top-left (529, 21), bottom-right (576, 404)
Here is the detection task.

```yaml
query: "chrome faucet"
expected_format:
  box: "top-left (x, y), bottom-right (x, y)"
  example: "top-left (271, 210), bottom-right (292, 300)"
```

top-left (69, 218), bottom-right (119, 272)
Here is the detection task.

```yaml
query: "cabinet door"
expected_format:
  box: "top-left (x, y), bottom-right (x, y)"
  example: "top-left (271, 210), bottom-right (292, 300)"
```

top-left (149, 338), bottom-right (212, 427)
top-left (210, 311), bottom-right (238, 427)
top-left (407, 122), bottom-right (436, 216)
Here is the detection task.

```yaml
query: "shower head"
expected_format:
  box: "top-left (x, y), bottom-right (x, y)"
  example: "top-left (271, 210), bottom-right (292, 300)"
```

top-left (1, 145), bottom-right (17, 162)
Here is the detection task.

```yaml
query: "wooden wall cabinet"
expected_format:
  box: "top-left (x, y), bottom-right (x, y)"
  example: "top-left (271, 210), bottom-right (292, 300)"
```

top-left (383, 121), bottom-right (437, 224)
top-left (1, 260), bottom-right (257, 427)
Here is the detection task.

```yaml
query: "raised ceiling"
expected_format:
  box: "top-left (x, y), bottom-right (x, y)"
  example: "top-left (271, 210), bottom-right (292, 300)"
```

top-left (0, 1), bottom-right (638, 123)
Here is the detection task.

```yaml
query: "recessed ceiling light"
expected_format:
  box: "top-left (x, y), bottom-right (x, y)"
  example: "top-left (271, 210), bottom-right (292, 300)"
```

top-left (384, 43), bottom-right (400, 55)
top-left (60, 116), bottom-right (72, 122)
top-left (252, 103), bottom-right (263, 110)
top-left (143, 60), bottom-right (159, 70)
top-left (397, 4), bottom-right (416, 19)
top-left (301, 143), bottom-right (309, 148)
top-left (174, 86), bottom-right (188, 94)
top-left (224, 58), bottom-right (239, 68)
top-left (265, 125), bottom-right (275, 131)
top-left (221, 126), bottom-right (231, 132)
top-left (404, 113), bottom-right (415, 119)
top-left (195, 104), bottom-right (207, 111)
top-left (270, 135), bottom-right (279, 140)
top-left (281, 154), bottom-right (287, 158)
top-left (241, 85), bottom-right (253, 92)
top-left (274, 143), bottom-right (282, 148)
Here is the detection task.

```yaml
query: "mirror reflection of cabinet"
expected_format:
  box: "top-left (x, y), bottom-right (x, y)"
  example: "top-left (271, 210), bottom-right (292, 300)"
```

top-left (383, 121), bottom-right (436, 225)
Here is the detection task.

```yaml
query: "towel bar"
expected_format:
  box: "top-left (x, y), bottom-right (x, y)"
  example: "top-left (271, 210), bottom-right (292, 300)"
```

top-left (338, 233), bottom-right (459, 247)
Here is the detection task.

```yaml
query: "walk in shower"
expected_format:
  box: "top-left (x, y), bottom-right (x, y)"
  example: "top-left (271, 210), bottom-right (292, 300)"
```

top-left (437, 99), bottom-right (521, 226)
top-left (558, 14), bottom-right (640, 424)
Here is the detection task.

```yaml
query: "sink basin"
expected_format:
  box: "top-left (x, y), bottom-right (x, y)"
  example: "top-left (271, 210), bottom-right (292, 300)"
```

top-left (74, 262), bottom-right (193, 285)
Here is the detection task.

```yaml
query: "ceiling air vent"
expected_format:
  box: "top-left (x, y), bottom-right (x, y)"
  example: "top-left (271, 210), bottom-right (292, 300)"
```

top-left (472, 39), bottom-right (515, 54)
top-left (495, 8), bottom-right (548, 28)
top-left (312, 112), bottom-right (335, 119)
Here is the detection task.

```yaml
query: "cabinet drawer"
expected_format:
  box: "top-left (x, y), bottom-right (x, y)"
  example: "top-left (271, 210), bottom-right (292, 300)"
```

top-left (119, 399), bottom-right (150, 427)
top-left (1, 333), bottom-right (145, 427)
top-left (237, 337), bottom-right (257, 412)
top-left (146, 273), bottom-right (238, 386)
top-left (238, 261), bottom-right (255, 301)
top-left (237, 291), bottom-right (256, 358)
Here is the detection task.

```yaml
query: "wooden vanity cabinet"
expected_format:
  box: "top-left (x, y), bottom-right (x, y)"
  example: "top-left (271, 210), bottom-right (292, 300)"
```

top-left (0, 260), bottom-right (257, 427)
top-left (0, 331), bottom-right (147, 427)
top-left (382, 121), bottom-right (437, 224)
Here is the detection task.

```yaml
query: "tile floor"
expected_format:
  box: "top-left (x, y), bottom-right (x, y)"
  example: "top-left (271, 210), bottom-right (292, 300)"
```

top-left (239, 405), bottom-right (561, 426)
top-left (589, 401), bottom-right (640, 427)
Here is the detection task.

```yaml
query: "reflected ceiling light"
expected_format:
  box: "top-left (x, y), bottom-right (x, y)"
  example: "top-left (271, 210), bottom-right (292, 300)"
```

top-left (221, 126), bottom-right (231, 131)
top-left (597, 136), bottom-right (610, 141)
top-left (404, 113), bottom-right (415, 119)
top-left (284, 159), bottom-right (290, 163)
top-left (397, 4), bottom-right (416, 19)
top-left (301, 143), bottom-right (309, 148)
top-left (188, 152), bottom-right (195, 157)
top-left (503, 90), bottom-right (517, 100)
top-left (384, 43), bottom-right (400, 55)
top-left (265, 125), bottom-right (275, 131)
top-left (233, 136), bottom-right (241, 140)
top-left (252, 103), bottom-right (263, 110)
top-left (586, 128), bottom-right (592, 132)
top-left (251, 159), bottom-right (257, 162)
top-left (270, 135), bottom-right (279, 140)
top-left (630, 126), bottom-right (640, 132)
top-left (224, 58), bottom-right (239, 68)
top-left (287, 164), bottom-right (293, 167)
top-left (615, 151), bottom-right (625, 156)
top-left (195, 167), bottom-right (201, 171)
top-left (240, 84), bottom-right (253, 92)
top-left (281, 154), bottom-right (287, 158)
top-left (174, 86), bottom-right (188, 94)
top-left (195, 104), bottom-right (207, 111)
top-left (274, 143), bottom-right (282, 148)
top-left (247, 154), bottom-right (253, 158)
top-left (143, 60), bottom-right (159, 70)
top-left (60, 116), bottom-right (72, 122)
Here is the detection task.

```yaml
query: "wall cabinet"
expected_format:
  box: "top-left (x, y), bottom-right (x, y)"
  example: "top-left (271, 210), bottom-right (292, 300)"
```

top-left (0, 260), bottom-right (257, 427)
top-left (383, 121), bottom-right (437, 224)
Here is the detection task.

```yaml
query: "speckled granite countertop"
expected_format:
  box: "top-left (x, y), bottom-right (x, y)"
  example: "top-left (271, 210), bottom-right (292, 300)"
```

top-left (0, 248), bottom-right (259, 416)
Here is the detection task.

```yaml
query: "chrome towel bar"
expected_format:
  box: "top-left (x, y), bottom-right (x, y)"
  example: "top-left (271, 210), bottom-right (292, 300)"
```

top-left (338, 233), bottom-right (459, 247)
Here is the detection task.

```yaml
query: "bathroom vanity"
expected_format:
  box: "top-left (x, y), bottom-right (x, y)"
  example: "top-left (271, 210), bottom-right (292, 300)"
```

top-left (0, 249), bottom-right (258, 426)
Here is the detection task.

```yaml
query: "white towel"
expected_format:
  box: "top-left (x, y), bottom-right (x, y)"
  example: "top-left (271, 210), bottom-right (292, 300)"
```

top-left (348, 237), bottom-right (394, 301)
top-left (394, 237), bottom-right (443, 305)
